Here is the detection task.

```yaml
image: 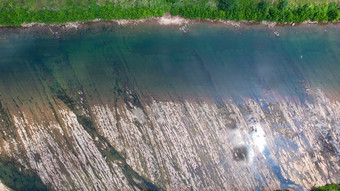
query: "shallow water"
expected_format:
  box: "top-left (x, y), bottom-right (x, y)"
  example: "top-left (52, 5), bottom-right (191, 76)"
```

top-left (0, 24), bottom-right (338, 100)
top-left (0, 22), bottom-right (340, 190)
top-left (1, 23), bottom-right (339, 104)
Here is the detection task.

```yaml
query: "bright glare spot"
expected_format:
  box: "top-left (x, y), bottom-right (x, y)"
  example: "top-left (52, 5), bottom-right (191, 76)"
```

top-left (252, 124), bottom-right (267, 153)
top-left (248, 124), bottom-right (267, 163)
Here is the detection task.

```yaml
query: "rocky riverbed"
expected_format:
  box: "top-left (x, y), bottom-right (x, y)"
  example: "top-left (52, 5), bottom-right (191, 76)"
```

top-left (0, 22), bottom-right (339, 190)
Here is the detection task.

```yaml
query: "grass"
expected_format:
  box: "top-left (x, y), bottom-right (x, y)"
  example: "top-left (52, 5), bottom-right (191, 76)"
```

top-left (0, 0), bottom-right (170, 10)
top-left (312, 184), bottom-right (340, 191)
top-left (0, 0), bottom-right (337, 10)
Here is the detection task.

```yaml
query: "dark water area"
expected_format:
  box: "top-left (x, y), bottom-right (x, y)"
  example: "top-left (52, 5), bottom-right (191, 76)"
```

top-left (0, 23), bottom-right (339, 104)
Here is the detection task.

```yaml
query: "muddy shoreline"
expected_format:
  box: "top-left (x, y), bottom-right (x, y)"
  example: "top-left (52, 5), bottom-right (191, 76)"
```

top-left (0, 16), bottom-right (339, 41)
top-left (0, 15), bottom-right (339, 31)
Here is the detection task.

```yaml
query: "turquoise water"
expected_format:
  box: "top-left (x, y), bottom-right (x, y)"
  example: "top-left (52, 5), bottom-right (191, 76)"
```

top-left (0, 23), bottom-right (339, 103)
top-left (0, 22), bottom-right (339, 191)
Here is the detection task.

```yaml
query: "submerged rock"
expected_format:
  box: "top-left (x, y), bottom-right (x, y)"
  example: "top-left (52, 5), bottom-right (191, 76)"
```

top-left (0, 86), bottom-right (339, 190)
top-left (0, 23), bottom-right (339, 190)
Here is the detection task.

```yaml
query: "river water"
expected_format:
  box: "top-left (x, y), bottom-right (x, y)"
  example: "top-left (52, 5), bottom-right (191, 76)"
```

top-left (0, 22), bottom-right (339, 190)
top-left (0, 22), bottom-right (339, 103)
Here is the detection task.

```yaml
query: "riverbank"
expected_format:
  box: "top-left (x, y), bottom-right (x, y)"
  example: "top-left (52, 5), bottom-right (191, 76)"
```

top-left (0, 0), bottom-right (339, 27)
top-left (1, 15), bottom-right (339, 44)
top-left (1, 15), bottom-right (338, 31)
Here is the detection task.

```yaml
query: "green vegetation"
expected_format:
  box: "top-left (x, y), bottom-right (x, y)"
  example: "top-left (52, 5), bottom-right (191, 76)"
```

top-left (0, 0), bottom-right (339, 26)
top-left (0, 0), bottom-right (170, 26)
top-left (312, 184), bottom-right (340, 191)
top-left (0, 156), bottom-right (49, 191)
top-left (176, 0), bottom-right (339, 22)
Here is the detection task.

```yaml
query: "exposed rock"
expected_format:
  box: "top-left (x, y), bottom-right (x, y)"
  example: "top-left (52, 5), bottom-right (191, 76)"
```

top-left (0, 85), bottom-right (339, 190)
top-left (0, 180), bottom-right (11, 191)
